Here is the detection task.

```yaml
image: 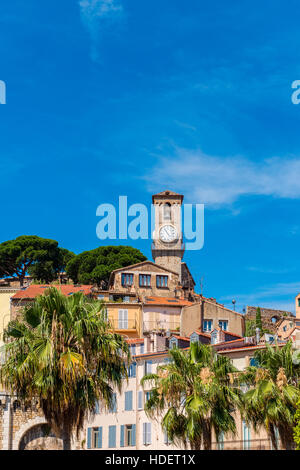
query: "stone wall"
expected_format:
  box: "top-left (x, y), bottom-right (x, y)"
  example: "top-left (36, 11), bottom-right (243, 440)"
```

top-left (245, 306), bottom-right (293, 333)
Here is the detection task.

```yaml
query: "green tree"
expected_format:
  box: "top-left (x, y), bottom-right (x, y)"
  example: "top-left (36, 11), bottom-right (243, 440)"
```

top-left (141, 342), bottom-right (241, 450)
top-left (66, 245), bottom-right (146, 287)
top-left (294, 399), bottom-right (300, 450)
top-left (245, 319), bottom-right (256, 337)
top-left (0, 235), bottom-right (74, 286)
top-left (255, 307), bottom-right (263, 331)
top-left (241, 342), bottom-right (300, 450)
top-left (0, 287), bottom-right (130, 450)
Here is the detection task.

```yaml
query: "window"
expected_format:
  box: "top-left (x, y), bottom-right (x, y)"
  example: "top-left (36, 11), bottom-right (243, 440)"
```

top-left (169, 337), bottom-right (178, 349)
top-left (283, 325), bottom-right (287, 332)
top-left (122, 273), bottom-right (133, 287)
top-left (118, 309), bottom-right (128, 329)
top-left (190, 333), bottom-right (199, 344)
top-left (298, 298), bottom-right (300, 307)
top-left (218, 320), bottom-right (228, 331)
top-left (138, 391), bottom-right (143, 410)
top-left (125, 391), bottom-right (133, 411)
top-left (120, 424), bottom-right (136, 447)
top-left (87, 427), bottom-right (102, 449)
top-left (243, 421), bottom-right (251, 450)
top-left (109, 393), bottom-right (117, 413)
top-left (131, 345), bottom-right (136, 356)
top-left (108, 425), bottom-right (116, 448)
top-left (210, 330), bottom-right (218, 345)
top-left (143, 423), bottom-right (152, 445)
top-left (139, 274), bottom-right (151, 287)
top-left (163, 203), bottom-right (171, 221)
top-left (203, 320), bottom-right (212, 332)
top-left (128, 362), bottom-right (136, 378)
top-left (156, 275), bottom-right (168, 288)
top-left (140, 343), bottom-right (144, 354)
top-left (145, 391), bottom-right (152, 403)
top-left (144, 360), bottom-right (152, 375)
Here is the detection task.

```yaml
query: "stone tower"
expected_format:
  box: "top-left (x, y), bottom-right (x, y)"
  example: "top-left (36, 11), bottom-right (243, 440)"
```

top-left (151, 190), bottom-right (185, 281)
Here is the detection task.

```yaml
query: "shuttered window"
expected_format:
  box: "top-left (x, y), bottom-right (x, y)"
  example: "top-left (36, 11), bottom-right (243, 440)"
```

top-left (125, 391), bottom-right (133, 411)
top-left (118, 309), bottom-right (128, 329)
top-left (138, 391), bottom-right (143, 410)
top-left (108, 425), bottom-right (116, 448)
top-left (143, 422), bottom-right (152, 445)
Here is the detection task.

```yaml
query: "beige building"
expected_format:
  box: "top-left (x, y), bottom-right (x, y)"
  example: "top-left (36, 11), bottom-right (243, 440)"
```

top-left (181, 296), bottom-right (245, 338)
top-left (0, 288), bottom-right (20, 343)
top-left (84, 334), bottom-right (286, 451)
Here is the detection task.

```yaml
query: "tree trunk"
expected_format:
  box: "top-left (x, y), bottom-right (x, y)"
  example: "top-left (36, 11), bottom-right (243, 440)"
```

top-left (269, 425), bottom-right (278, 450)
top-left (62, 429), bottom-right (72, 450)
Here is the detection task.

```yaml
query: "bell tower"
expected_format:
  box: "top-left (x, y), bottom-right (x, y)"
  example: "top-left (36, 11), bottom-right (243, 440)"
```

top-left (152, 190), bottom-right (185, 281)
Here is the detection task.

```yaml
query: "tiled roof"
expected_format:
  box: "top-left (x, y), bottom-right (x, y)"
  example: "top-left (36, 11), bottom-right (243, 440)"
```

top-left (143, 296), bottom-right (193, 306)
top-left (126, 338), bottom-right (144, 344)
top-left (170, 335), bottom-right (190, 342)
top-left (194, 330), bottom-right (211, 338)
top-left (12, 284), bottom-right (93, 300)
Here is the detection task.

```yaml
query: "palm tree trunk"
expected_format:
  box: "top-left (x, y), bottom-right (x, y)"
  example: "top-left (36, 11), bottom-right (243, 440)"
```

top-left (269, 425), bottom-right (278, 450)
top-left (202, 421), bottom-right (212, 450)
top-left (62, 429), bottom-right (72, 450)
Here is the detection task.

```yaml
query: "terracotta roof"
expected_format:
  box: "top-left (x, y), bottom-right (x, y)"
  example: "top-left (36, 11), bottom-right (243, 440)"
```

top-left (194, 330), bottom-right (211, 338)
top-left (170, 335), bottom-right (190, 342)
top-left (12, 284), bottom-right (93, 300)
top-left (143, 296), bottom-right (193, 306)
top-left (126, 338), bottom-right (144, 345)
top-left (223, 330), bottom-right (242, 338)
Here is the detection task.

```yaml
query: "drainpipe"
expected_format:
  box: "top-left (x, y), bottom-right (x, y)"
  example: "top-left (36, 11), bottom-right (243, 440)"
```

top-left (2, 393), bottom-right (12, 450)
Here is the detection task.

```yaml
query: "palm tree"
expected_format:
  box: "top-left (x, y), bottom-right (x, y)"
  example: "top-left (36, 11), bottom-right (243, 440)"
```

top-left (0, 287), bottom-right (130, 450)
top-left (141, 342), bottom-right (241, 450)
top-left (241, 341), bottom-right (300, 450)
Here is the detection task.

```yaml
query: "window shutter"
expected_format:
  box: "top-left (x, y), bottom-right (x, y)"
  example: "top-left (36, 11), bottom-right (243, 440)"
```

top-left (143, 423), bottom-right (146, 445)
top-left (138, 391), bottom-right (143, 410)
top-left (97, 427), bottom-right (102, 448)
top-left (87, 428), bottom-right (92, 449)
top-left (120, 425), bottom-right (125, 447)
top-left (109, 426), bottom-right (116, 448)
top-left (147, 423), bottom-right (152, 444)
top-left (132, 362), bottom-right (136, 377)
top-left (125, 391), bottom-right (133, 411)
top-left (118, 309), bottom-right (123, 329)
top-left (132, 424), bottom-right (136, 446)
top-left (164, 431), bottom-right (168, 444)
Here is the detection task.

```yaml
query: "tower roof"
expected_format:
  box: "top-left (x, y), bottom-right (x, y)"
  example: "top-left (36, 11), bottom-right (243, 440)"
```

top-left (152, 190), bottom-right (184, 203)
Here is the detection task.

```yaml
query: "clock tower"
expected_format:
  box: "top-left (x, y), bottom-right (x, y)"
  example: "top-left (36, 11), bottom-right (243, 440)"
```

top-left (152, 190), bottom-right (185, 281)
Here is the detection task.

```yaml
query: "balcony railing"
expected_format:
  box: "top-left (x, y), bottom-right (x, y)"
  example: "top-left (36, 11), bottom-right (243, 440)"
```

top-left (108, 317), bottom-right (138, 330)
top-left (143, 320), bottom-right (180, 333)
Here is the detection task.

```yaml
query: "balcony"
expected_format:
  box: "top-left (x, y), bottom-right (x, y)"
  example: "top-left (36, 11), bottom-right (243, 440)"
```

top-left (143, 320), bottom-right (180, 334)
top-left (108, 317), bottom-right (139, 331)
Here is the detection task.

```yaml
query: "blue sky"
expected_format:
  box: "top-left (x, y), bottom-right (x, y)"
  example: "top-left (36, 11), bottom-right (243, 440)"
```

top-left (1, 0), bottom-right (300, 313)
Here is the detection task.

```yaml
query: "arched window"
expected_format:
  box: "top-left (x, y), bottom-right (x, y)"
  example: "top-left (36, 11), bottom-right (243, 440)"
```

top-left (163, 203), bottom-right (171, 221)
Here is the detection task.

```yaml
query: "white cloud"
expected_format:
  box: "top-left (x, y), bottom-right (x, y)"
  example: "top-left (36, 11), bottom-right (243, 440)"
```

top-left (146, 148), bottom-right (300, 208)
top-left (79, 0), bottom-right (123, 61)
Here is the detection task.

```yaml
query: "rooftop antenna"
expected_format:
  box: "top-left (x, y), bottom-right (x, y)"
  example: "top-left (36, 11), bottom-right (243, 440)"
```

top-left (232, 299), bottom-right (236, 311)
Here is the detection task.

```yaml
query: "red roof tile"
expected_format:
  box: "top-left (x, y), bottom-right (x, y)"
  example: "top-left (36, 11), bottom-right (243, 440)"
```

top-left (126, 338), bottom-right (144, 344)
top-left (12, 284), bottom-right (93, 300)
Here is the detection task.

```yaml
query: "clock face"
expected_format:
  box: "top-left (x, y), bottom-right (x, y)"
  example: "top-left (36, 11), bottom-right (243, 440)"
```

top-left (159, 225), bottom-right (178, 243)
